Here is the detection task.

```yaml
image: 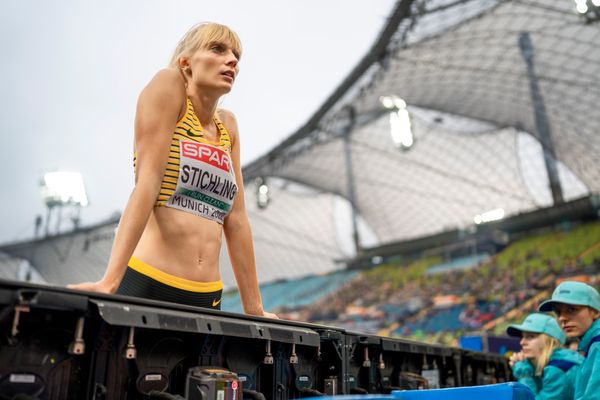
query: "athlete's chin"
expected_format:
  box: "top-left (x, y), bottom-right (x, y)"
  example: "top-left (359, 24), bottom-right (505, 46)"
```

top-left (208, 85), bottom-right (233, 97)
top-left (196, 82), bottom-right (234, 96)
top-left (219, 84), bottom-right (234, 94)
top-left (212, 79), bottom-right (234, 91)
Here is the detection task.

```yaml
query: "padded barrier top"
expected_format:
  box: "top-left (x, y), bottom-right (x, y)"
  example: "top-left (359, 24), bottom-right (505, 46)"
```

top-left (307, 383), bottom-right (534, 400)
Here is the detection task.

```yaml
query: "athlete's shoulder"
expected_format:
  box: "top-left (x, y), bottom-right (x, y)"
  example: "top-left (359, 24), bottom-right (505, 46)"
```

top-left (141, 68), bottom-right (186, 100)
top-left (217, 108), bottom-right (237, 125)
top-left (217, 108), bottom-right (239, 137)
top-left (152, 68), bottom-right (185, 85)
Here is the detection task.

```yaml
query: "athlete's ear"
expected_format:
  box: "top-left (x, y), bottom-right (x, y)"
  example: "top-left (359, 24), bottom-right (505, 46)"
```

top-left (178, 57), bottom-right (191, 73)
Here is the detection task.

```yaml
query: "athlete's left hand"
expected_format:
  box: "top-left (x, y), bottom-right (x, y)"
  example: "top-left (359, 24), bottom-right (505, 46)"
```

top-left (262, 311), bottom-right (279, 319)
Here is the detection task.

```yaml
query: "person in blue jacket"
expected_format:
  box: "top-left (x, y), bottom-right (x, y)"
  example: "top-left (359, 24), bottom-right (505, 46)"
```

top-left (507, 312), bottom-right (584, 399)
top-left (539, 281), bottom-right (600, 400)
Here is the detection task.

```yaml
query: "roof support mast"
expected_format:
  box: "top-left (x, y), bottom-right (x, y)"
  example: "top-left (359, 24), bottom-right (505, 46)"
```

top-left (518, 32), bottom-right (564, 205)
top-left (342, 106), bottom-right (361, 255)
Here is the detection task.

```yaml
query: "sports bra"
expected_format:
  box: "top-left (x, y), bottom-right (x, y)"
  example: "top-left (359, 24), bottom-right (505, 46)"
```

top-left (134, 98), bottom-right (238, 224)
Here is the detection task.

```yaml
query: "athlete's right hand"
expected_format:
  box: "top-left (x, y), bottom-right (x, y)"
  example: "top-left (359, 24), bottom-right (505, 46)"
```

top-left (67, 280), bottom-right (116, 294)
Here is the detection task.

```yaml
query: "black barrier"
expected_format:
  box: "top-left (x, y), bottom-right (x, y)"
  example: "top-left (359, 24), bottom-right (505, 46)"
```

top-left (0, 279), bottom-right (510, 399)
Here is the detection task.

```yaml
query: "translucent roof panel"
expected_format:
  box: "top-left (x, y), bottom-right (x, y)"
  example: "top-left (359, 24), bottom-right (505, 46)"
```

top-left (351, 0), bottom-right (600, 192)
top-left (219, 179), bottom-right (349, 289)
top-left (244, 0), bottom-right (599, 249)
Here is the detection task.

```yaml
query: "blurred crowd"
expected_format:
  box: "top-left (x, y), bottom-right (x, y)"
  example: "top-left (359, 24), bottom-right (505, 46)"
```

top-left (277, 222), bottom-right (600, 347)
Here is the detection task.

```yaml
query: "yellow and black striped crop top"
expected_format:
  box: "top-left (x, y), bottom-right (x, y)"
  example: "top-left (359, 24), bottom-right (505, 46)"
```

top-left (133, 98), bottom-right (238, 224)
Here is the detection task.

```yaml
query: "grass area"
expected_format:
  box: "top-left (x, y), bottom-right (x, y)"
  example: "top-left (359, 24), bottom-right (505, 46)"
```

top-left (362, 256), bottom-right (442, 290)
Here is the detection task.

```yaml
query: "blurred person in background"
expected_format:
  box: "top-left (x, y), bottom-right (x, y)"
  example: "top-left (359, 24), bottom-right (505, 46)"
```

top-left (507, 313), bottom-right (583, 400)
top-left (539, 281), bottom-right (600, 400)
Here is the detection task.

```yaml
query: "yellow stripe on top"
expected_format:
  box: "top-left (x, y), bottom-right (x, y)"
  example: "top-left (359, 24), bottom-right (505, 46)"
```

top-left (132, 98), bottom-right (233, 207)
top-left (128, 256), bottom-right (223, 293)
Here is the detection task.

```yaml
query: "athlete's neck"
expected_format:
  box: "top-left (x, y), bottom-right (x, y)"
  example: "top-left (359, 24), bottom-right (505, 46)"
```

top-left (186, 89), bottom-right (219, 128)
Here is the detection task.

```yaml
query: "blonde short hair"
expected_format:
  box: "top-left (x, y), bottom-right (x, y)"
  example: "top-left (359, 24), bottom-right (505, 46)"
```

top-left (169, 22), bottom-right (242, 68)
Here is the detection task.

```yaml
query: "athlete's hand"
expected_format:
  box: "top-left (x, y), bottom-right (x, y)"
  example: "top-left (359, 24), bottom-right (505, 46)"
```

top-left (67, 280), bottom-right (116, 294)
top-left (261, 311), bottom-right (279, 319)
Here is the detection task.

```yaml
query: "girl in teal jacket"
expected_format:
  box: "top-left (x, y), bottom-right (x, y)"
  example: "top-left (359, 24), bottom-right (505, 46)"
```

top-left (539, 281), bottom-right (600, 400)
top-left (507, 312), bottom-right (584, 400)
top-left (574, 317), bottom-right (600, 400)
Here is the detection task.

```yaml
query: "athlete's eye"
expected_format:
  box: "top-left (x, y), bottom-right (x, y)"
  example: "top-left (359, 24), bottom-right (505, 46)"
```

top-left (210, 44), bottom-right (225, 53)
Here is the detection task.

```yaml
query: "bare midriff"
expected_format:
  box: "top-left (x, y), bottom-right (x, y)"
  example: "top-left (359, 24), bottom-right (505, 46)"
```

top-left (132, 206), bottom-right (223, 282)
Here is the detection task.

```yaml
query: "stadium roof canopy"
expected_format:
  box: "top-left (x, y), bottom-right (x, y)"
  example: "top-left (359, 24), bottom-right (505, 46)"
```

top-left (2, 0), bottom-right (600, 289)
top-left (237, 0), bottom-right (600, 280)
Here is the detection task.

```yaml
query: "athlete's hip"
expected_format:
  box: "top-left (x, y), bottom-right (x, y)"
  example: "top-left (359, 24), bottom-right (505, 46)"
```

top-left (117, 258), bottom-right (223, 309)
top-left (126, 256), bottom-right (222, 292)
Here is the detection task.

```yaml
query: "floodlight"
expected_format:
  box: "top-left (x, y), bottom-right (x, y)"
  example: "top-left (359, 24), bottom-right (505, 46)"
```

top-left (389, 109), bottom-right (414, 148)
top-left (473, 208), bottom-right (505, 225)
top-left (40, 171), bottom-right (89, 208)
top-left (255, 177), bottom-right (270, 209)
top-left (371, 256), bottom-right (383, 265)
top-left (380, 96), bottom-right (395, 109)
top-left (380, 95), bottom-right (414, 149)
top-left (379, 95), bottom-right (407, 110)
top-left (573, 0), bottom-right (600, 20)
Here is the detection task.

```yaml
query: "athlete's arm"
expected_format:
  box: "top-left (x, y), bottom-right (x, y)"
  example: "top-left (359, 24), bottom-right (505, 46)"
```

top-left (221, 110), bottom-right (277, 319)
top-left (68, 69), bottom-right (186, 294)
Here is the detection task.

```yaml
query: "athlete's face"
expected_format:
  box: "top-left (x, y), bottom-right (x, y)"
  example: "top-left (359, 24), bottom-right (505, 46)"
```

top-left (554, 303), bottom-right (599, 338)
top-left (187, 41), bottom-right (240, 94)
top-left (519, 332), bottom-right (544, 360)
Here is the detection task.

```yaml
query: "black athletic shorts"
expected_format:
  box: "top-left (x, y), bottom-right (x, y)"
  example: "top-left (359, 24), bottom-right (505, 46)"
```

top-left (116, 257), bottom-right (223, 310)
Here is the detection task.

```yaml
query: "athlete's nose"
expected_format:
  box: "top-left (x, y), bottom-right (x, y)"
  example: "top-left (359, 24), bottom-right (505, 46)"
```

top-left (225, 50), bottom-right (238, 68)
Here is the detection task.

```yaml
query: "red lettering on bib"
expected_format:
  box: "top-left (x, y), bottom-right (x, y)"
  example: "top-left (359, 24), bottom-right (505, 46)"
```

top-left (182, 142), bottom-right (231, 172)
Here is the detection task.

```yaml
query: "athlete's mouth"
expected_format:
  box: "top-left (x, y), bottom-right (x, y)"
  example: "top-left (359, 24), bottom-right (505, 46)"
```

top-left (221, 70), bottom-right (235, 79)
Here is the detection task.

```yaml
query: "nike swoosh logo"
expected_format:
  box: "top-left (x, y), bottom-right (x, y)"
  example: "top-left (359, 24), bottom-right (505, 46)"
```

top-left (186, 128), bottom-right (203, 138)
top-left (212, 298), bottom-right (221, 307)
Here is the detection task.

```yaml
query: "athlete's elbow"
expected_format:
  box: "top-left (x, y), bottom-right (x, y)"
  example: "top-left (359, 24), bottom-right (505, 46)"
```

top-left (224, 211), bottom-right (250, 234)
top-left (224, 214), bottom-right (242, 232)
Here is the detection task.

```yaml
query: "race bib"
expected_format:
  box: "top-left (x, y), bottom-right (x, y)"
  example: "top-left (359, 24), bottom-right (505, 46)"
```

top-left (166, 141), bottom-right (237, 224)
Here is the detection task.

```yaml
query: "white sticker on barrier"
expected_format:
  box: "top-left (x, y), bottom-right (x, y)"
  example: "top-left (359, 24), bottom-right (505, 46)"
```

top-left (422, 369), bottom-right (440, 389)
top-left (10, 374), bottom-right (36, 383)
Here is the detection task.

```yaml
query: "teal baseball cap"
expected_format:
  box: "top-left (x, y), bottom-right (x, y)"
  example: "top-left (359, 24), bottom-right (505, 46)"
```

top-left (506, 313), bottom-right (566, 344)
top-left (538, 281), bottom-right (600, 313)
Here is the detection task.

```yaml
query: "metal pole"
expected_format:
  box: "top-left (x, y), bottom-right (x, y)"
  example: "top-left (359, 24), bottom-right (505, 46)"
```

top-left (518, 32), bottom-right (564, 205)
top-left (34, 215), bottom-right (42, 239)
top-left (342, 106), bottom-right (361, 255)
top-left (44, 206), bottom-right (52, 237)
top-left (55, 204), bottom-right (62, 235)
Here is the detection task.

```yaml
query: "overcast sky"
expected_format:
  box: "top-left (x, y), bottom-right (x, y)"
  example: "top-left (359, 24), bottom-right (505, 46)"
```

top-left (0, 0), bottom-right (397, 244)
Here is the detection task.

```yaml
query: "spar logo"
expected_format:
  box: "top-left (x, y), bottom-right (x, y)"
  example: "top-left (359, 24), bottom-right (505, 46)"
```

top-left (181, 142), bottom-right (231, 172)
